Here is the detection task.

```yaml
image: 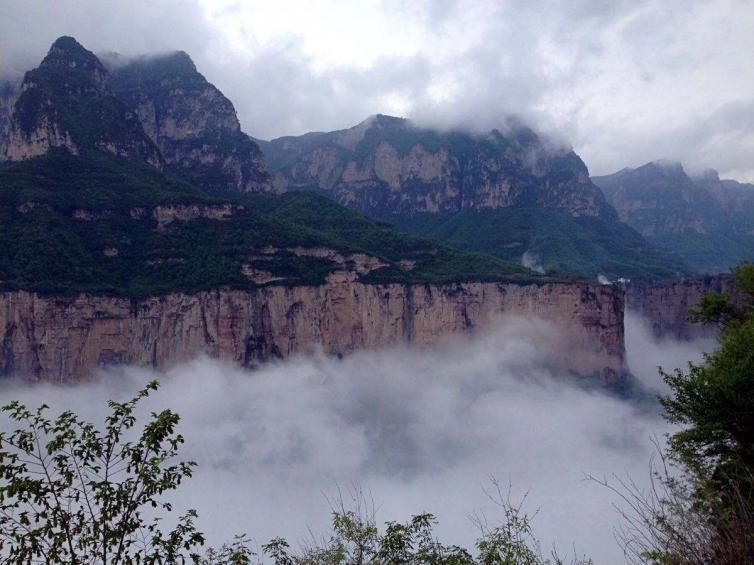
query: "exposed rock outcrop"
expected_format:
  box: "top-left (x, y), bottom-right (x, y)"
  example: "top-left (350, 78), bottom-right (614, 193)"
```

top-left (0, 281), bottom-right (625, 383)
top-left (626, 275), bottom-right (736, 339)
top-left (259, 115), bottom-right (615, 219)
top-left (593, 162), bottom-right (754, 273)
top-left (0, 37), bottom-right (162, 167)
top-left (0, 78), bottom-right (20, 148)
top-left (109, 52), bottom-right (271, 193)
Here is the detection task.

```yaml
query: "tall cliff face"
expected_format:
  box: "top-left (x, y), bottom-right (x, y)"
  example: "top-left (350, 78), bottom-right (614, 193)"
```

top-left (626, 275), bottom-right (736, 339)
top-left (593, 162), bottom-right (754, 273)
top-left (0, 37), bottom-right (162, 167)
top-left (109, 52), bottom-right (270, 194)
top-left (0, 78), bottom-right (20, 148)
top-left (258, 116), bottom-right (690, 281)
top-left (0, 281), bottom-right (625, 383)
top-left (259, 115), bottom-right (615, 218)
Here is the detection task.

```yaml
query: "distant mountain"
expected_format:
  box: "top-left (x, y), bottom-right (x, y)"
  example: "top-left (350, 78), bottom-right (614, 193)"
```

top-left (593, 162), bottom-right (754, 273)
top-left (259, 114), bottom-right (615, 218)
top-left (0, 37), bottom-right (162, 167)
top-left (258, 116), bottom-right (691, 281)
top-left (108, 51), bottom-right (271, 194)
top-left (0, 37), bottom-right (543, 297)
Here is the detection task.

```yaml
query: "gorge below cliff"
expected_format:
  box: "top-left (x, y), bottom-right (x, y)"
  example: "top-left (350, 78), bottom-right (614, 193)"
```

top-left (0, 302), bottom-right (714, 563)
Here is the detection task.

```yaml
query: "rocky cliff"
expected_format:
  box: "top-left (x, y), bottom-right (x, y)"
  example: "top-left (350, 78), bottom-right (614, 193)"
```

top-left (259, 114), bottom-right (615, 218)
top-left (593, 162), bottom-right (754, 273)
top-left (257, 116), bottom-right (690, 281)
top-left (0, 78), bottom-right (19, 148)
top-left (108, 51), bottom-right (270, 194)
top-left (626, 275), bottom-right (736, 339)
top-left (0, 37), bottom-right (162, 167)
top-left (0, 281), bottom-right (625, 383)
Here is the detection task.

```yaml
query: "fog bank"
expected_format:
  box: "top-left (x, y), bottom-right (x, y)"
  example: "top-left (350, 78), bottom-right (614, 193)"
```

top-left (0, 315), bottom-right (707, 562)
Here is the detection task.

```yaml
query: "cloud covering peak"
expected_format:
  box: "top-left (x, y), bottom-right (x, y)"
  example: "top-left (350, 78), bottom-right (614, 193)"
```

top-left (1, 0), bottom-right (752, 180)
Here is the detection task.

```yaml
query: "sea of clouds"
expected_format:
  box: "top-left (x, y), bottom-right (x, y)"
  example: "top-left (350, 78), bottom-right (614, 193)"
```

top-left (0, 313), bottom-right (714, 562)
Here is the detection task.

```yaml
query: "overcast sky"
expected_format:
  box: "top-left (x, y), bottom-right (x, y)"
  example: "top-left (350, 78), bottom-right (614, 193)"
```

top-left (1, 0), bottom-right (753, 180)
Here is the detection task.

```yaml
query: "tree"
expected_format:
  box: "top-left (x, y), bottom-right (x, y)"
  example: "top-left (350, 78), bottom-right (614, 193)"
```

top-left (599, 263), bottom-right (754, 564)
top-left (662, 263), bottom-right (754, 501)
top-left (0, 380), bottom-right (206, 563)
top-left (261, 481), bottom-right (591, 565)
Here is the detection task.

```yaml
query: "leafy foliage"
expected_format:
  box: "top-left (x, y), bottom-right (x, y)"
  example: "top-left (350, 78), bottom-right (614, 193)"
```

top-left (261, 483), bottom-right (591, 565)
top-left (0, 381), bottom-right (204, 563)
top-left (661, 263), bottom-right (754, 496)
top-left (601, 263), bottom-right (754, 564)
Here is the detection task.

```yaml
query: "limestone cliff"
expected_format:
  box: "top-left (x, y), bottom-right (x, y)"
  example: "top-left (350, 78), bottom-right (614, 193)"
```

top-left (593, 162), bottom-right (754, 273)
top-left (0, 281), bottom-right (624, 383)
top-left (0, 37), bottom-right (162, 167)
top-left (259, 115), bottom-right (614, 218)
top-left (0, 78), bottom-right (19, 148)
top-left (626, 275), bottom-right (736, 339)
top-left (109, 52), bottom-right (271, 194)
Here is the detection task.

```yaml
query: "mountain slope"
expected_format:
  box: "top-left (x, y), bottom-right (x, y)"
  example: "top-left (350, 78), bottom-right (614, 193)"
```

top-left (0, 37), bottom-right (162, 167)
top-left (260, 114), bottom-right (615, 218)
top-left (0, 37), bottom-right (550, 297)
top-left (258, 116), bottom-right (691, 281)
top-left (0, 150), bottom-right (545, 297)
top-left (394, 208), bottom-right (690, 280)
top-left (593, 162), bottom-right (754, 273)
top-left (108, 51), bottom-right (270, 194)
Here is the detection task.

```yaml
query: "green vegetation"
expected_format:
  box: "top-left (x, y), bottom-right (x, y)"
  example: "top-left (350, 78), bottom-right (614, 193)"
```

top-left (663, 263), bottom-right (754, 499)
top-left (0, 151), bottom-right (543, 297)
top-left (14, 37), bottom-right (159, 162)
top-left (391, 208), bottom-right (691, 282)
top-left (0, 381), bottom-right (205, 563)
top-left (263, 484), bottom-right (592, 564)
top-left (0, 383), bottom-right (590, 563)
top-left (593, 165), bottom-right (754, 274)
top-left (597, 263), bottom-right (754, 563)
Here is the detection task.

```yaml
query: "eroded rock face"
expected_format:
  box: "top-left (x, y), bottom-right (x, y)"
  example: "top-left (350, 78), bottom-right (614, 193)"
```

top-left (0, 37), bottom-right (162, 167)
top-left (0, 281), bottom-right (624, 382)
top-left (260, 115), bottom-right (614, 219)
top-left (626, 275), bottom-right (736, 339)
top-left (593, 162), bottom-right (754, 273)
top-left (109, 52), bottom-right (271, 194)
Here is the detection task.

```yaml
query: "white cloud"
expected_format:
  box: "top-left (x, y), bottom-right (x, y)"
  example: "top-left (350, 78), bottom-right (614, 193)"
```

top-left (0, 315), bottom-right (703, 563)
top-left (1, 0), bottom-right (751, 179)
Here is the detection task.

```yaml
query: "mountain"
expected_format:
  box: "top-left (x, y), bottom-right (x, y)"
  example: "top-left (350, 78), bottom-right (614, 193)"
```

top-left (0, 38), bottom-right (546, 298)
top-left (107, 51), bottom-right (270, 194)
top-left (0, 36), bottom-right (635, 382)
top-left (258, 116), bottom-right (690, 281)
top-left (593, 162), bottom-right (754, 273)
top-left (0, 37), bottom-right (162, 167)
top-left (260, 114), bottom-right (614, 218)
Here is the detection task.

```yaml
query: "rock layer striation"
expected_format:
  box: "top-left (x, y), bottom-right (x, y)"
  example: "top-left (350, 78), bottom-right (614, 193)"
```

top-left (1, 281), bottom-right (625, 382)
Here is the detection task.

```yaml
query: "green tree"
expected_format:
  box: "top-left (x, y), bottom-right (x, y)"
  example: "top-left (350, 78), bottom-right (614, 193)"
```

top-left (662, 263), bottom-right (754, 500)
top-left (0, 380), bottom-right (205, 563)
top-left (262, 481), bottom-right (590, 565)
top-left (602, 264), bottom-right (754, 564)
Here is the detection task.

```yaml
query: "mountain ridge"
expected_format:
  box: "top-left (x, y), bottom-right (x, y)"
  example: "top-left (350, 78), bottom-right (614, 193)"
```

top-left (593, 161), bottom-right (754, 273)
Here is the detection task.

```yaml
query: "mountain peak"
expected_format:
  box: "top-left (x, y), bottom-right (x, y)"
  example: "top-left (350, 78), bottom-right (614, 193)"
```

top-left (43, 36), bottom-right (106, 77)
top-left (1, 36), bottom-right (162, 167)
top-left (372, 114), bottom-right (407, 127)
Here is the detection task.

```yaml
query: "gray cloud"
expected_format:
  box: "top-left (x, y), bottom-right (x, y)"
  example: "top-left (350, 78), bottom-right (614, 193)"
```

top-left (1, 0), bottom-right (751, 179)
top-left (0, 315), bottom-right (702, 563)
top-left (624, 311), bottom-right (715, 395)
